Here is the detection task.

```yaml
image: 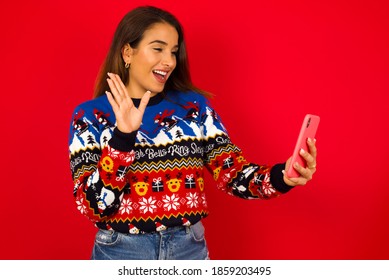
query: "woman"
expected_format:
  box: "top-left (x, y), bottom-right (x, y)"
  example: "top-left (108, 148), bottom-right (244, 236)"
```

top-left (68, 5), bottom-right (317, 260)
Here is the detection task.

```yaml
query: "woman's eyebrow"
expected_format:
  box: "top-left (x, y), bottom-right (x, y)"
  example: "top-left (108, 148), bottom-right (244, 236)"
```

top-left (149, 40), bottom-right (167, 45)
top-left (149, 40), bottom-right (178, 48)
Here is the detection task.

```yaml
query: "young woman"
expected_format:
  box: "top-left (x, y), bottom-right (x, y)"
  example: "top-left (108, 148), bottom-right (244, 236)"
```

top-left (68, 5), bottom-right (317, 260)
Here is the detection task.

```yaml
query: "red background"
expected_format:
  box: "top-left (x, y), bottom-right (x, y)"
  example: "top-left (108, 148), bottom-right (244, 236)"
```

top-left (1, 0), bottom-right (388, 260)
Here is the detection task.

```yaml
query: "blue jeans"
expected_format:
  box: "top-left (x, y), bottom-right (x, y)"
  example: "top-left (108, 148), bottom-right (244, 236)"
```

top-left (91, 221), bottom-right (209, 260)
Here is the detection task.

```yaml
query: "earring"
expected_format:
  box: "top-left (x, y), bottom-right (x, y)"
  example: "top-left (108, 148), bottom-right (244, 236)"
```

top-left (125, 62), bottom-right (130, 68)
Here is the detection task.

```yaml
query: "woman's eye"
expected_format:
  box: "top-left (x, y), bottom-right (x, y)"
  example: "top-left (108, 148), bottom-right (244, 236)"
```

top-left (153, 48), bottom-right (163, 52)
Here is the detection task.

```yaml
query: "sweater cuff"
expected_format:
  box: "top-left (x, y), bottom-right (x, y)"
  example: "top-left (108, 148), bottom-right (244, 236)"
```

top-left (108, 128), bottom-right (137, 152)
top-left (270, 163), bottom-right (294, 193)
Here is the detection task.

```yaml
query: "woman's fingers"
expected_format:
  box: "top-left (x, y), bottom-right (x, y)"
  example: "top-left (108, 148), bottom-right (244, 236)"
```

top-left (105, 90), bottom-right (119, 112)
top-left (283, 166), bottom-right (310, 186)
top-left (283, 138), bottom-right (318, 187)
top-left (294, 162), bottom-right (313, 180)
top-left (307, 138), bottom-right (317, 158)
top-left (106, 77), bottom-right (122, 104)
top-left (105, 73), bottom-right (151, 133)
top-left (299, 148), bottom-right (316, 171)
top-left (109, 73), bottom-right (128, 95)
top-left (114, 73), bottom-right (130, 95)
top-left (107, 73), bottom-right (135, 111)
top-left (107, 73), bottom-right (128, 102)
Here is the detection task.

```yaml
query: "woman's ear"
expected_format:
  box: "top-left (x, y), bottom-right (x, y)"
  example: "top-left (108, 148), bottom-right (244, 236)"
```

top-left (121, 43), bottom-right (133, 65)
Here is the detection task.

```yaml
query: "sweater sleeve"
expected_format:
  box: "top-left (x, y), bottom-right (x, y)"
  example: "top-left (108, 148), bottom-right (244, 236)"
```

top-left (200, 102), bottom-right (294, 200)
top-left (69, 105), bottom-right (136, 222)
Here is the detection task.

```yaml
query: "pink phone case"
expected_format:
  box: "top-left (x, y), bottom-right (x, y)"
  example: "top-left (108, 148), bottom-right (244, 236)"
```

top-left (286, 114), bottom-right (320, 178)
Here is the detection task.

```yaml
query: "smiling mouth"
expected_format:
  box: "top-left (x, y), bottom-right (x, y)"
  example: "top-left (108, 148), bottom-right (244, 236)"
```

top-left (153, 70), bottom-right (168, 82)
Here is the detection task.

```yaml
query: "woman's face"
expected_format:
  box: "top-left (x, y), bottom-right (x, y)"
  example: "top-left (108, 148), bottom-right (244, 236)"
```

top-left (126, 22), bottom-right (179, 98)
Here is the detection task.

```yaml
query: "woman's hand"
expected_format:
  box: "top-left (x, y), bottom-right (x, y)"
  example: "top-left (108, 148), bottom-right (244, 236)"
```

top-left (105, 72), bottom-right (151, 133)
top-left (283, 138), bottom-right (317, 186)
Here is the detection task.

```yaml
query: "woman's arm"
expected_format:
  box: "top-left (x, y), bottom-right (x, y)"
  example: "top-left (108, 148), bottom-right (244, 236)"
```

top-left (69, 106), bottom-right (137, 222)
top-left (200, 101), bottom-right (317, 199)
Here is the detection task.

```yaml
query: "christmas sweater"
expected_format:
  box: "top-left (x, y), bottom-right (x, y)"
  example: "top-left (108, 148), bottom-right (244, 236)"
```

top-left (69, 90), bottom-right (293, 234)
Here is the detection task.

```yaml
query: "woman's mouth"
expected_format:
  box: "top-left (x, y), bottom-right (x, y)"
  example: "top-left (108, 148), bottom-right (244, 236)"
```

top-left (152, 70), bottom-right (168, 83)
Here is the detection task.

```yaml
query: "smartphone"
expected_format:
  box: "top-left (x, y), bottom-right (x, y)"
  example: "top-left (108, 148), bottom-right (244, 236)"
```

top-left (286, 114), bottom-right (320, 178)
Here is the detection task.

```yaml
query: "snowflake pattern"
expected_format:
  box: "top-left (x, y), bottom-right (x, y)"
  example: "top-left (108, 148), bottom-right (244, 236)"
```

top-left (139, 197), bottom-right (157, 214)
top-left (119, 198), bottom-right (133, 215)
top-left (162, 194), bottom-right (180, 211)
top-left (263, 183), bottom-right (276, 196)
top-left (76, 197), bottom-right (87, 215)
top-left (120, 150), bottom-right (135, 163)
top-left (107, 146), bottom-right (134, 163)
top-left (107, 145), bottom-right (121, 159)
top-left (262, 174), bottom-right (276, 196)
top-left (186, 192), bottom-right (199, 208)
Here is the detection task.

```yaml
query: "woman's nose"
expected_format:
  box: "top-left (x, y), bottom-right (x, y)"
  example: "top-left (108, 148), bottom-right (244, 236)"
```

top-left (161, 53), bottom-right (175, 68)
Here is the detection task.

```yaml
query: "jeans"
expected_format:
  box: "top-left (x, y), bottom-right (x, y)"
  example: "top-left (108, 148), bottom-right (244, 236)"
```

top-left (91, 221), bottom-right (209, 260)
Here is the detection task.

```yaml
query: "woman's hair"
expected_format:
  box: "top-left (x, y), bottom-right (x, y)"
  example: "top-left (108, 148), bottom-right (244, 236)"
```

top-left (94, 6), bottom-right (211, 98)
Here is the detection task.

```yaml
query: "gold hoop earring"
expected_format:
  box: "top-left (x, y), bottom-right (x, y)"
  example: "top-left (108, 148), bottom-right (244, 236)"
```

top-left (125, 62), bottom-right (130, 69)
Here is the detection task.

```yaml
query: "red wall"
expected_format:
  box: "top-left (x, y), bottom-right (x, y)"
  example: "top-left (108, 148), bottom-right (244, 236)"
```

top-left (1, 0), bottom-right (388, 259)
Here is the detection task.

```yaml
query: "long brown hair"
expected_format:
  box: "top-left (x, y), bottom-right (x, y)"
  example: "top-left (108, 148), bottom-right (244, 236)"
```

top-left (94, 6), bottom-right (211, 98)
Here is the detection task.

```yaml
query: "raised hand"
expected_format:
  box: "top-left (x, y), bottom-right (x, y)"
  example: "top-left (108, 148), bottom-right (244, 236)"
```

top-left (105, 72), bottom-right (151, 133)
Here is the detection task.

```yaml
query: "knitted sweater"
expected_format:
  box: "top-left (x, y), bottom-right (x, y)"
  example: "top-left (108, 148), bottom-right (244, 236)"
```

top-left (69, 90), bottom-right (293, 234)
